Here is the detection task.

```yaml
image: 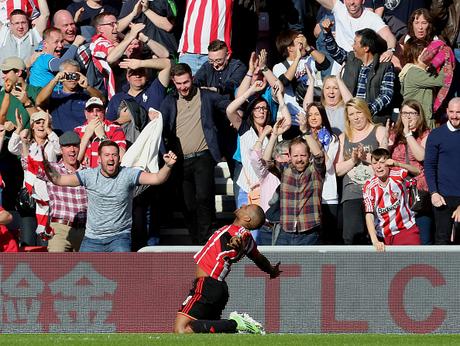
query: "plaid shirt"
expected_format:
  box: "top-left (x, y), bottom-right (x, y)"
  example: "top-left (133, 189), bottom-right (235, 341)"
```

top-left (324, 31), bottom-right (395, 115)
top-left (273, 153), bottom-right (325, 232)
top-left (74, 119), bottom-right (127, 168)
top-left (35, 161), bottom-right (88, 223)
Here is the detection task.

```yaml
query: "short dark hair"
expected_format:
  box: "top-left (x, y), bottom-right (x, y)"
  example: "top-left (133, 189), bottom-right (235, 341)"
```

top-left (171, 63), bottom-right (192, 78)
top-left (247, 205), bottom-right (265, 230)
top-left (371, 148), bottom-right (390, 162)
top-left (208, 39), bottom-right (227, 52)
top-left (97, 140), bottom-right (119, 156)
top-left (92, 12), bottom-right (117, 28)
top-left (10, 9), bottom-right (28, 18)
top-left (43, 27), bottom-right (61, 41)
top-left (276, 30), bottom-right (300, 58)
top-left (289, 137), bottom-right (309, 155)
top-left (355, 28), bottom-right (387, 55)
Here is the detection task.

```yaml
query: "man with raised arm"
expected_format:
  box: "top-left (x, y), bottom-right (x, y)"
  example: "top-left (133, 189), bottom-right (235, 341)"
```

top-left (174, 203), bottom-right (281, 334)
top-left (42, 140), bottom-right (177, 252)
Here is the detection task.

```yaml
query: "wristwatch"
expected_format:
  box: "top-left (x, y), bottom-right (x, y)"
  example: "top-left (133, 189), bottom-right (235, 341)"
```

top-left (404, 131), bottom-right (413, 138)
top-left (260, 66), bottom-right (269, 73)
top-left (306, 46), bottom-right (315, 55)
top-left (387, 47), bottom-right (396, 52)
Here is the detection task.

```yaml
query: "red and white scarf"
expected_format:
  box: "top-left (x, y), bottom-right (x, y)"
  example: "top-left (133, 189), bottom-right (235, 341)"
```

top-left (90, 33), bottom-right (116, 100)
top-left (24, 146), bottom-right (54, 240)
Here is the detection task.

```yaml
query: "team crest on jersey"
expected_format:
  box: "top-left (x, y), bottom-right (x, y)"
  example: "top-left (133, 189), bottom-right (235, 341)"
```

top-left (391, 192), bottom-right (399, 203)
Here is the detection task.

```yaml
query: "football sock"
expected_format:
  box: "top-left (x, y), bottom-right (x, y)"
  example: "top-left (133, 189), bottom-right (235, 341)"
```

top-left (190, 319), bottom-right (237, 333)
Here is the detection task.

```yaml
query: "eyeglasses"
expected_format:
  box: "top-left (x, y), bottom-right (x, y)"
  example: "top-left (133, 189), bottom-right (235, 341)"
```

top-left (401, 111), bottom-right (419, 117)
top-left (99, 22), bottom-right (117, 27)
top-left (208, 57), bottom-right (225, 64)
top-left (253, 106), bottom-right (268, 112)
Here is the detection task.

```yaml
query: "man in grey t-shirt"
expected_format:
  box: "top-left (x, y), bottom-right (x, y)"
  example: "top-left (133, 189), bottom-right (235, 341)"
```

top-left (43, 140), bottom-right (177, 252)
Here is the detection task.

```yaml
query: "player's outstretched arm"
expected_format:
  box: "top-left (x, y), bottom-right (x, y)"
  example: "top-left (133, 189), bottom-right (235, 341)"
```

top-left (252, 252), bottom-right (282, 279)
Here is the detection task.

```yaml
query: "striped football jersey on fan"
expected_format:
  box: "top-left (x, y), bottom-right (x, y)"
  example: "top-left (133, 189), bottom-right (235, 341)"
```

top-left (363, 168), bottom-right (416, 238)
top-left (178, 0), bottom-right (233, 55)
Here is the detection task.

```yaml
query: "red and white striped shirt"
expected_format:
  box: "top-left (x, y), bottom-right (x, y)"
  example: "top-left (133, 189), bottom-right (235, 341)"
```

top-left (178, 0), bottom-right (233, 55)
top-left (0, 0), bottom-right (39, 24)
top-left (194, 224), bottom-right (259, 281)
top-left (74, 119), bottom-right (127, 168)
top-left (90, 33), bottom-right (116, 100)
top-left (363, 168), bottom-right (416, 238)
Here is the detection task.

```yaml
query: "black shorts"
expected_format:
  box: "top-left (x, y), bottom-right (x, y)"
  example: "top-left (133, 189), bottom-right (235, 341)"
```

top-left (178, 276), bottom-right (229, 320)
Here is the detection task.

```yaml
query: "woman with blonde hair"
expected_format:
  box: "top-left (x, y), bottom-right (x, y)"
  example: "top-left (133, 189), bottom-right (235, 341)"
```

top-left (389, 99), bottom-right (432, 244)
top-left (335, 98), bottom-right (388, 244)
top-left (303, 68), bottom-right (350, 135)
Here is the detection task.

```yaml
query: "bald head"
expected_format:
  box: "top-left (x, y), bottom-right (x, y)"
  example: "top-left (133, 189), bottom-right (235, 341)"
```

top-left (447, 97), bottom-right (460, 129)
top-left (53, 10), bottom-right (77, 45)
top-left (448, 97), bottom-right (460, 108)
top-left (245, 205), bottom-right (265, 230)
top-left (234, 204), bottom-right (266, 229)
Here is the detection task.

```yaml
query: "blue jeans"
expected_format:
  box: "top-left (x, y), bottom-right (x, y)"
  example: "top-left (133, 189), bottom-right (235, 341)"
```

top-left (79, 233), bottom-right (131, 252)
top-left (275, 226), bottom-right (320, 245)
top-left (178, 53), bottom-right (208, 76)
top-left (415, 213), bottom-right (434, 245)
top-left (257, 225), bottom-right (273, 245)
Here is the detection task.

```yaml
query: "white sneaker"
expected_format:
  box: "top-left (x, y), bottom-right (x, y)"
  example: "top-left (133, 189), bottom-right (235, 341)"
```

top-left (229, 311), bottom-right (266, 334)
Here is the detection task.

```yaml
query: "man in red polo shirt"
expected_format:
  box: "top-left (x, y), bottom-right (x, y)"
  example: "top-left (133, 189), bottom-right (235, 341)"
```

top-left (74, 97), bottom-right (126, 168)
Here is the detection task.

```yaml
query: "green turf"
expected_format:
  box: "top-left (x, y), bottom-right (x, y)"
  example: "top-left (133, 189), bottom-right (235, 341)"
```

top-left (2, 334), bottom-right (460, 346)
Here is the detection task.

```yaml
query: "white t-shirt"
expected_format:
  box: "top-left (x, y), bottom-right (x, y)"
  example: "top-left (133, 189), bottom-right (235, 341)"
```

top-left (322, 137), bottom-right (340, 204)
top-left (333, 0), bottom-right (387, 52)
top-left (273, 56), bottom-right (322, 124)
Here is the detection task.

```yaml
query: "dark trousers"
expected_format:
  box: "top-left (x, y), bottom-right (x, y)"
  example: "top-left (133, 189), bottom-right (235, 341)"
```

top-left (434, 196), bottom-right (460, 245)
top-left (181, 151), bottom-right (216, 245)
top-left (321, 203), bottom-right (343, 245)
top-left (342, 199), bottom-right (369, 245)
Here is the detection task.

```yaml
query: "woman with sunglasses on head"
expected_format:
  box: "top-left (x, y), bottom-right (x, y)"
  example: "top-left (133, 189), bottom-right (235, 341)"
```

top-left (389, 99), bottom-right (433, 244)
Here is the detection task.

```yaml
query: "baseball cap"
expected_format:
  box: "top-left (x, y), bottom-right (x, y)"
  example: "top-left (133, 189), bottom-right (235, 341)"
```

top-left (0, 56), bottom-right (26, 71)
top-left (85, 97), bottom-right (104, 109)
top-left (59, 131), bottom-right (81, 146)
top-left (30, 110), bottom-right (48, 123)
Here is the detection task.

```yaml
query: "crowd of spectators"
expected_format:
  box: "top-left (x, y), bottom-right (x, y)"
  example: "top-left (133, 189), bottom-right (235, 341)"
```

top-left (0, 0), bottom-right (459, 252)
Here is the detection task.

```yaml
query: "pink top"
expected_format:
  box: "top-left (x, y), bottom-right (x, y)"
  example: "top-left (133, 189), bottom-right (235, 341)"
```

top-left (249, 149), bottom-right (280, 212)
top-left (390, 130), bottom-right (430, 191)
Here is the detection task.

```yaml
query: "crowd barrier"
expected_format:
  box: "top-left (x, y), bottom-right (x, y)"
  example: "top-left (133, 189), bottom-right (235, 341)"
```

top-left (0, 246), bottom-right (459, 333)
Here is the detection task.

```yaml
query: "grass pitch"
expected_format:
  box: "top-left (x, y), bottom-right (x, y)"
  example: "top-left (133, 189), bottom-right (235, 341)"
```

top-left (2, 334), bottom-right (460, 346)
